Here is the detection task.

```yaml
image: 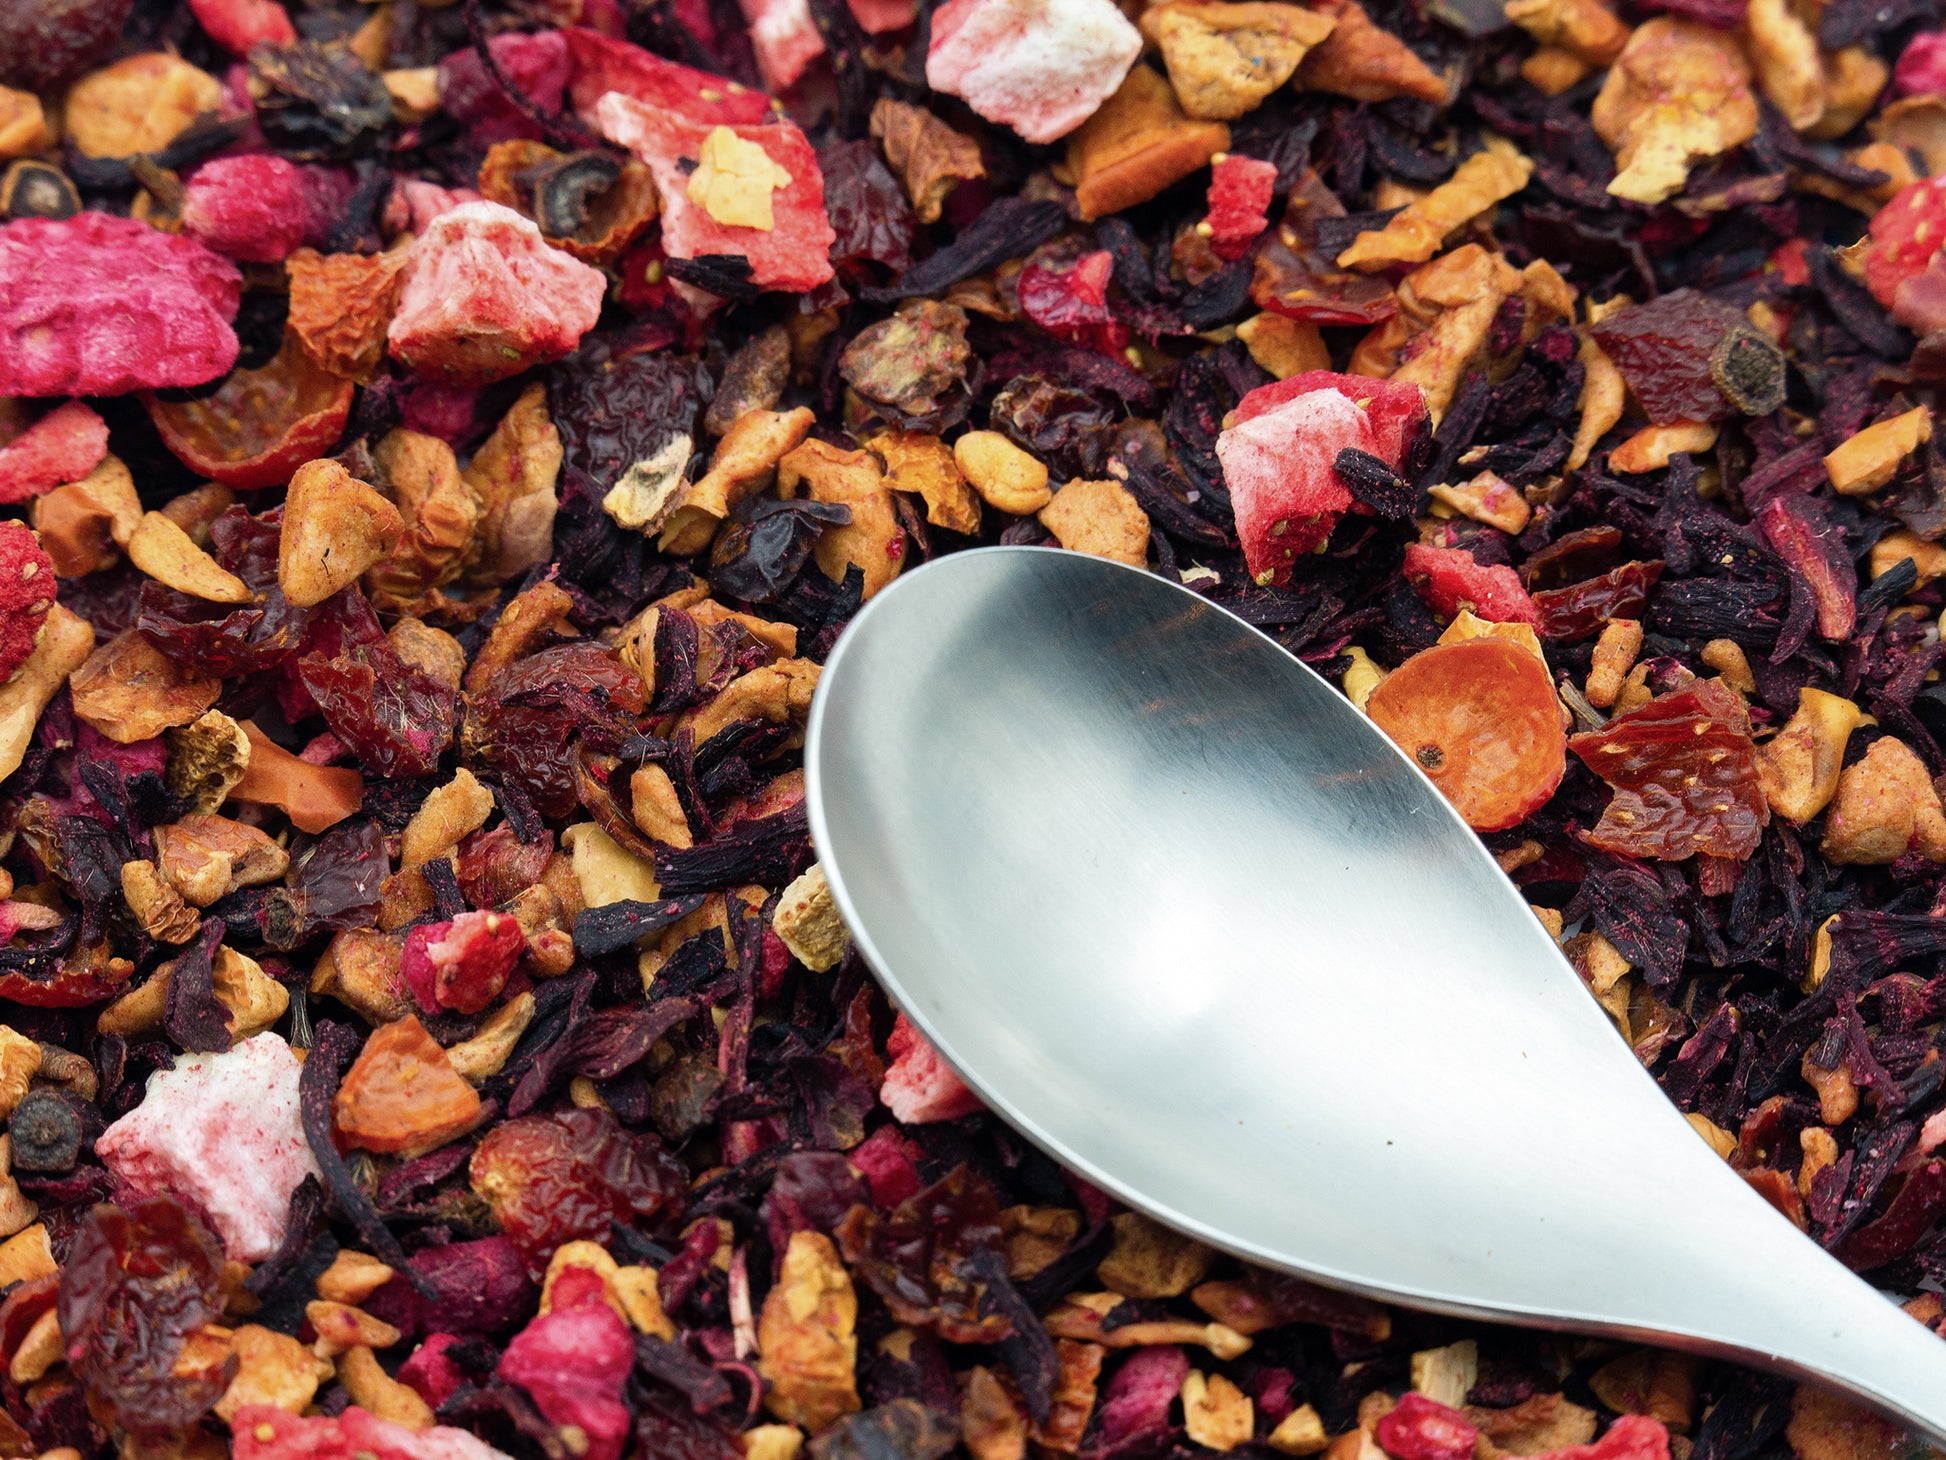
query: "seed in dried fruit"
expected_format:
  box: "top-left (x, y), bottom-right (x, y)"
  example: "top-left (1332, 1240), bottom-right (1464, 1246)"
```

top-left (0, 212), bottom-right (240, 397)
top-left (387, 201), bottom-right (606, 385)
top-left (400, 909), bottom-right (525, 1015)
top-left (0, 400), bottom-right (108, 505)
top-left (1365, 637), bottom-right (1565, 832)
top-left (0, 0), bottom-right (133, 91)
top-left (181, 155), bottom-right (308, 264)
top-left (334, 1014), bottom-right (484, 1157)
top-left (1215, 371), bottom-right (1428, 586)
top-left (925, 0), bottom-right (1144, 143)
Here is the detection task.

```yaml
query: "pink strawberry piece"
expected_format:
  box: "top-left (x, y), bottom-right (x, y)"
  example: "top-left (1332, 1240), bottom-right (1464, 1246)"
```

top-left (187, 0), bottom-right (296, 55)
top-left (0, 521), bottom-right (57, 683)
top-left (848, 1123), bottom-right (925, 1205)
top-left (880, 1011), bottom-right (984, 1123)
top-left (1207, 154), bottom-right (1278, 261)
top-left (563, 27), bottom-right (773, 127)
top-left (595, 94), bottom-right (837, 292)
top-left (398, 1334), bottom-right (466, 1411)
top-left (1897, 30), bottom-right (1946, 95)
top-left (401, 909), bottom-right (526, 1015)
top-left (1403, 543), bottom-right (1540, 625)
top-left (1216, 372), bottom-right (1428, 587)
top-left (738, 0), bottom-right (827, 90)
top-left (849, 0), bottom-right (919, 31)
top-left (0, 212), bottom-right (241, 398)
top-left (387, 201), bottom-right (606, 385)
top-left (231, 1404), bottom-right (513, 1460)
top-left (1376, 1394), bottom-right (1480, 1460)
top-left (925, 0), bottom-right (1143, 143)
top-left (1536, 1417), bottom-right (1671, 1460)
top-left (498, 1270), bottom-right (635, 1460)
top-left (0, 401), bottom-right (108, 504)
top-left (182, 155), bottom-right (307, 263)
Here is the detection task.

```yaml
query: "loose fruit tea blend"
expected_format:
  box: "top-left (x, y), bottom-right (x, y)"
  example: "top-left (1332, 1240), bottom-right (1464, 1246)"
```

top-left (0, 0), bottom-right (1943, 1451)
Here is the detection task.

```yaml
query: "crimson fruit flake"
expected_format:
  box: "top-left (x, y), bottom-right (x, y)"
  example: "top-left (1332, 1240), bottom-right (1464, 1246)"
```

top-left (4, 0), bottom-right (1946, 1452)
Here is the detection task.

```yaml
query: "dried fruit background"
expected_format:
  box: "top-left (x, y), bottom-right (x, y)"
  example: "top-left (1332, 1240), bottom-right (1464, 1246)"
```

top-left (0, 0), bottom-right (1942, 1452)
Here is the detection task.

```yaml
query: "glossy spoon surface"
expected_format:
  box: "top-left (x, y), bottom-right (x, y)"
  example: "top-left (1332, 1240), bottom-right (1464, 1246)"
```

top-left (803, 545), bottom-right (1946, 1445)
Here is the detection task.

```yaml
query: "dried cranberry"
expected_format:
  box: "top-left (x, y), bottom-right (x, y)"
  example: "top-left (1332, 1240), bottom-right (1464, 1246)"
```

top-left (401, 908), bottom-right (525, 1014)
top-left (1018, 247), bottom-right (1128, 355)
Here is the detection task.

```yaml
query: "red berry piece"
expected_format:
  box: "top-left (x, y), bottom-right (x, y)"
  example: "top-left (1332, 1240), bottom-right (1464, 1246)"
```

top-left (0, 0), bottom-right (133, 91)
top-left (1896, 30), bottom-right (1946, 96)
top-left (0, 522), bottom-right (58, 684)
top-left (595, 95), bottom-right (837, 293)
top-left (0, 400), bottom-right (108, 505)
top-left (563, 27), bottom-right (773, 128)
top-left (1206, 154), bottom-right (1278, 261)
top-left (181, 155), bottom-right (307, 263)
top-left (1863, 175), bottom-right (1946, 332)
top-left (439, 30), bottom-right (573, 145)
top-left (0, 212), bottom-right (240, 398)
top-left (497, 1271), bottom-right (635, 1460)
top-left (399, 908), bottom-right (525, 1015)
top-left (1376, 1394), bottom-right (1480, 1460)
top-left (1018, 248), bottom-right (1127, 353)
top-left (186, 0), bottom-right (295, 55)
top-left (880, 1012), bottom-right (983, 1124)
top-left (1403, 543), bottom-right (1541, 625)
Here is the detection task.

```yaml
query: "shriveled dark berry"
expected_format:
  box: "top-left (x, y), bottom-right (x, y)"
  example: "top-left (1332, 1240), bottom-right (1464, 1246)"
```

top-left (1710, 325), bottom-right (1788, 417)
top-left (0, 161), bottom-right (80, 222)
top-left (249, 41), bottom-right (395, 161)
top-left (12, 1089), bottom-right (85, 1172)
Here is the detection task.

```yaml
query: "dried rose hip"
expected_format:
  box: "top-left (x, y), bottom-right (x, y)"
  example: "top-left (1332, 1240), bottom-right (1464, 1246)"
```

top-left (1569, 680), bottom-right (1769, 861)
top-left (400, 908), bottom-right (525, 1014)
top-left (1403, 543), bottom-right (1540, 625)
top-left (0, 0), bottom-right (132, 90)
top-left (1366, 638), bottom-right (1566, 832)
top-left (146, 334), bottom-right (354, 490)
top-left (0, 212), bottom-right (240, 397)
top-left (1590, 289), bottom-right (1749, 426)
top-left (470, 1108), bottom-right (688, 1277)
top-left (1216, 372), bottom-right (1428, 586)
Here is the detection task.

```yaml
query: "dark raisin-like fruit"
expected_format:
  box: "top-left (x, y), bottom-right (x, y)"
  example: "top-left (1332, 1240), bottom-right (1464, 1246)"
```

top-left (549, 340), bottom-right (711, 486)
top-left (250, 41), bottom-right (395, 161)
top-left (0, 0), bottom-right (133, 90)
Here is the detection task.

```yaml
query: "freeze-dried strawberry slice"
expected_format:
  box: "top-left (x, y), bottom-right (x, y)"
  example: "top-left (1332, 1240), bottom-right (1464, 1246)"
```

top-left (0, 401), bottom-right (108, 505)
top-left (563, 27), bottom-right (772, 128)
top-left (0, 212), bottom-right (240, 398)
top-left (595, 95), bottom-right (836, 292)
top-left (1217, 372), bottom-right (1427, 587)
top-left (925, 0), bottom-right (1143, 143)
top-left (1207, 154), bottom-right (1278, 261)
top-left (881, 1012), bottom-right (984, 1123)
top-left (0, 522), bottom-right (57, 685)
top-left (1403, 543), bottom-right (1540, 625)
top-left (401, 909), bottom-right (526, 1015)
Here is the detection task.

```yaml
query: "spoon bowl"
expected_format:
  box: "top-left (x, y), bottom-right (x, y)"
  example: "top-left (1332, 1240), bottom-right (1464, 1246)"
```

top-left (804, 545), bottom-right (1946, 1444)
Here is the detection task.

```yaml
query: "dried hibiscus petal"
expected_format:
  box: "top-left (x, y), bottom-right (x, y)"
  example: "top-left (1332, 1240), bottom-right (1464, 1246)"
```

top-left (145, 333), bottom-right (354, 491)
top-left (1366, 637), bottom-right (1566, 832)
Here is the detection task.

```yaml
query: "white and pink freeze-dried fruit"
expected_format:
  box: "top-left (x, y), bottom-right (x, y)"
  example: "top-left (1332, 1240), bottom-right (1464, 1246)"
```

top-left (880, 1012), bottom-right (984, 1123)
top-left (925, 0), bottom-right (1143, 143)
top-left (96, 1032), bottom-right (321, 1263)
top-left (387, 201), bottom-right (606, 386)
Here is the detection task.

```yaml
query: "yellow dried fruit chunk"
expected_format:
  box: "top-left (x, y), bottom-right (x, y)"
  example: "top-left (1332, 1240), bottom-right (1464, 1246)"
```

top-left (279, 459), bottom-right (405, 609)
top-left (1428, 470), bottom-right (1531, 534)
top-left (688, 125), bottom-right (793, 230)
top-left (773, 865), bottom-right (849, 972)
top-left (65, 53), bottom-right (221, 159)
top-left (1744, 0), bottom-right (1824, 131)
top-left (1038, 478), bottom-right (1152, 566)
top-left (1503, 0), bottom-right (1628, 65)
top-left (1824, 406), bottom-right (1931, 495)
top-left (1182, 1371), bottom-right (1254, 1452)
top-left (1821, 736), bottom-right (1946, 865)
top-left (1759, 688), bottom-right (1864, 826)
top-left (1338, 146), bottom-right (1533, 271)
top-left (1607, 421), bottom-right (1719, 474)
top-left (1066, 66), bottom-right (1231, 222)
top-left (0, 606), bottom-right (91, 783)
top-left (0, 89), bottom-right (49, 161)
top-left (778, 440), bottom-right (905, 599)
top-left (70, 629), bottom-right (221, 744)
top-left (128, 512), bottom-right (253, 605)
top-left (1297, 0), bottom-right (1448, 103)
top-left (1590, 18), bottom-right (1758, 205)
top-left (1236, 313), bottom-right (1330, 378)
top-left (954, 432), bottom-right (1051, 514)
top-left (1138, 1), bottom-right (1337, 121)
top-left (759, 1231), bottom-right (861, 1432)
top-left (214, 1325), bottom-right (334, 1424)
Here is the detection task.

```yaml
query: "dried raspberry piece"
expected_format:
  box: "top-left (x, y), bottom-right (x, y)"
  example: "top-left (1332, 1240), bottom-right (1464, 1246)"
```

top-left (186, 0), bottom-right (295, 55)
top-left (1403, 543), bottom-right (1540, 625)
top-left (563, 27), bottom-right (773, 128)
top-left (0, 212), bottom-right (240, 397)
top-left (387, 201), bottom-right (607, 385)
top-left (400, 908), bottom-right (526, 1014)
top-left (1216, 372), bottom-right (1428, 586)
top-left (1896, 30), bottom-right (1946, 96)
top-left (1377, 1394), bottom-right (1480, 1460)
top-left (0, 401), bottom-right (108, 505)
top-left (1537, 1416), bottom-right (1670, 1460)
top-left (145, 334), bottom-right (354, 490)
top-left (848, 1124), bottom-right (924, 1205)
top-left (1206, 154), bottom-right (1278, 261)
top-left (0, 522), bottom-right (57, 684)
top-left (439, 30), bottom-right (573, 145)
top-left (925, 0), bottom-right (1144, 143)
top-left (181, 154), bottom-right (307, 263)
top-left (398, 1334), bottom-right (465, 1410)
top-left (881, 1011), bottom-right (984, 1123)
top-left (596, 95), bottom-right (838, 293)
top-left (497, 1272), bottom-right (634, 1460)
top-left (739, 0), bottom-right (827, 90)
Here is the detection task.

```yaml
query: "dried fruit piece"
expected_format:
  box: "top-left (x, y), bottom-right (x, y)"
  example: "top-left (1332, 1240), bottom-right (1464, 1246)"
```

top-left (1757, 689), bottom-right (1862, 824)
top-left (230, 719), bottom-right (365, 832)
top-left (956, 430), bottom-right (1052, 514)
top-left (562, 27), bottom-right (772, 129)
top-left (1590, 19), bottom-right (1758, 205)
top-left (925, 0), bottom-right (1144, 143)
top-left (188, 0), bottom-right (296, 55)
top-left (1141, 1), bottom-right (1336, 120)
top-left (1338, 146), bottom-right (1533, 271)
top-left (0, 0), bottom-right (133, 92)
top-left (400, 909), bottom-right (525, 1015)
top-left (870, 99), bottom-right (985, 225)
top-left (146, 335), bottom-right (354, 491)
top-left (69, 628), bottom-right (223, 742)
top-left (1039, 478), bottom-right (1151, 565)
top-left (596, 96), bottom-right (837, 293)
top-left (1206, 154), bottom-right (1279, 260)
top-left (1366, 638), bottom-right (1566, 832)
top-left (1568, 681), bottom-right (1768, 861)
top-left (1067, 65), bottom-right (1232, 222)
top-left (128, 511), bottom-right (254, 603)
top-left (1297, 0), bottom-right (1447, 103)
top-left (95, 1034), bottom-right (321, 1261)
top-left (1821, 736), bottom-right (1946, 864)
top-left (286, 246), bottom-right (408, 382)
top-left (0, 400), bottom-right (108, 505)
top-left (335, 1015), bottom-right (484, 1157)
top-left (1824, 406), bottom-right (1931, 495)
top-left (779, 439), bottom-right (906, 598)
top-left (498, 1266), bottom-right (635, 1460)
top-left (279, 459), bottom-right (404, 608)
top-left (31, 454), bottom-right (140, 576)
top-left (0, 604), bottom-right (91, 782)
top-left (1590, 290), bottom-right (1754, 427)
top-left (64, 51), bottom-right (219, 157)
top-left (182, 155), bottom-right (307, 264)
top-left (1216, 372), bottom-right (1428, 586)
top-left (1502, 0), bottom-right (1626, 65)
top-left (0, 211), bottom-right (240, 397)
top-left (0, 522), bottom-right (55, 685)
top-left (1404, 544), bottom-right (1540, 625)
top-left (1379, 1394), bottom-right (1480, 1460)
top-left (387, 202), bottom-right (605, 385)
top-left (881, 1012), bottom-right (984, 1122)
top-left (760, 1230), bottom-right (861, 1431)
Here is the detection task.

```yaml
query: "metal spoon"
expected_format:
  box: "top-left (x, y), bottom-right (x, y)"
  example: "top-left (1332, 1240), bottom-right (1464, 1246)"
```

top-left (803, 545), bottom-right (1946, 1445)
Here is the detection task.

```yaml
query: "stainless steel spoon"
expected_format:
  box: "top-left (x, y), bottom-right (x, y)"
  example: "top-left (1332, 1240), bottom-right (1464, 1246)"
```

top-left (803, 544), bottom-right (1946, 1445)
